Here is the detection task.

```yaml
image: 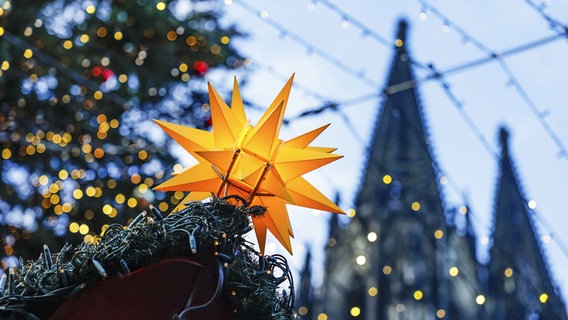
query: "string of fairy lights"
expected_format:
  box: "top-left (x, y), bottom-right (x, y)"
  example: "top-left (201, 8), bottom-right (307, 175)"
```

top-left (230, 0), bottom-right (380, 89)
top-left (523, 0), bottom-right (568, 37)
top-left (417, 0), bottom-right (568, 164)
top-left (415, 0), bottom-right (568, 259)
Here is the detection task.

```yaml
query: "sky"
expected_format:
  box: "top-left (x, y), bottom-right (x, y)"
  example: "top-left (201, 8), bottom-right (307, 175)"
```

top-left (208, 0), bottom-right (568, 303)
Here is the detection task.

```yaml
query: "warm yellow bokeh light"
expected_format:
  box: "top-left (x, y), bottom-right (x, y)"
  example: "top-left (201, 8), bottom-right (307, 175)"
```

top-left (69, 222), bottom-right (80, 233)
top-left (127, 197), bottom-right (137, 208)
top-left (411, 201), bottom-right (421, 211)
top-left (156, 2), bottom-right (166, 10)
top-left (23, 49), bottom-right (33, 59)
top-left (383, 265), bottom-right (392, 275)
top-left (413, 290), bottom-right (423, 300)
top-left (434, 229), bottom-right (444, 239)
top-left (449, 266), bottom-right (459, 277)
top-left (347, 208), bottom-right (356, 217)
top-left (79, 224), bottom-right (90, 235)
top-left (350, 307), bottom-right (361, 317)
top-left (368, 287), bottom-right (378, 296)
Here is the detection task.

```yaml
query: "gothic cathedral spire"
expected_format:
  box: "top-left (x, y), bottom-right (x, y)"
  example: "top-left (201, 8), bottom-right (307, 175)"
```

top-left (488, 127), bottom-right (567, 319)
top-left (317, 19), bottom-right (453, 319)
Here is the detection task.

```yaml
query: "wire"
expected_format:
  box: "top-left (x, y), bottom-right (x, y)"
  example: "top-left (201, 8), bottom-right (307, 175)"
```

top-left (231, 0), bottom-right (380, 89)
top-left (416, 0), bottom-right (568, 262)
top-left (416, 0), bottom-right (568, 165)
top-left (313, 0), bottom-right (392, 48)
top-left (175, 259), bottom-right (225, 319)
top-left (523, 0), bottom-right (568, 37)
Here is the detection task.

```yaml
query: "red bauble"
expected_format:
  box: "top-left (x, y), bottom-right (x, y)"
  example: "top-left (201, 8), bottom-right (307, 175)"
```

top-left (194, 61), bottom-right (209, 75)
top-left (91, 66), bottom-right (103, 77)
top-left (102, 68), bottom-right (114, 81)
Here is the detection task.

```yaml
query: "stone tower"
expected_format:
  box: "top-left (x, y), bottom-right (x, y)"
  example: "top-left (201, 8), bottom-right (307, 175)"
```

top-left (487, 127), bottom-right (567, 319)
top-left (313, 20), bottom-right (481, 319)
top-left (305, 19), bottom-right (566, 320)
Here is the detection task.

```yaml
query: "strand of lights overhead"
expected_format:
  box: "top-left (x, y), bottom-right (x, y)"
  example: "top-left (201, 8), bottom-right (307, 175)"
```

top-left (433, 72), bottom-right (568, 270)
top-left (417, 0), bottom-right (568, 164)
top-left (243, 56), bottom-right (381, 121)
top-left (230, 0), bottom-right (562, 157)
top-left (414, 0), bottom-right (568, 259)
top-left (523, 0), bottom-right (568, 37)
top-left (235, 54), bottom-right (379, 141)
top-left (431, 65), bottom-right (568, 264)
top-left (312, 0), bottom-right (430, 71)
top-left (430, 67), bottom-right (498, 158)
top-left (230, 0), bottom-right (380, 89)
top-left (245, 59), bottom-right (331, 102)
top-left (309, 0), bottom-right (391, 48)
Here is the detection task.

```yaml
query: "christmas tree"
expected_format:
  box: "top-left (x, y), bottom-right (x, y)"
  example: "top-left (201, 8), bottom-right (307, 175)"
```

top-left (0, 0), bottom-right (244, 258)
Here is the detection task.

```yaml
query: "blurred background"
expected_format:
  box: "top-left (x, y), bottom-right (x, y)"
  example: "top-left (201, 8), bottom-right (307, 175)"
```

top-left (1, 0), bottom-right (567, 310)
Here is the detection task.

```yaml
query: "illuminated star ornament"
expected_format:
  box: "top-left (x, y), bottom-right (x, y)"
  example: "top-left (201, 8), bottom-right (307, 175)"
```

top-left (154, 74), bottom-right (344, 254)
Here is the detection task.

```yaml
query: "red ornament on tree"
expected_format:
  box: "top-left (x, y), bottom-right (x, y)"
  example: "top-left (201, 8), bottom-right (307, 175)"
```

top-left (91, 66), bottom-right (114, 82)
top-left (194, 60), bottom-right (209, 75)
top-left (91, 66), bottom-right (103, 77)
top-left (102, 68), bottom-right (114, 82)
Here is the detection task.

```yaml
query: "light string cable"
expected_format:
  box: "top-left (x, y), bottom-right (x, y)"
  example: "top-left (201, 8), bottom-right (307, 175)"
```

top-left (397, 100), bottom-right (561, 305)
top-left (243, 57), bottom-right (379, 142)
top-left (417, 0), bottom-right (568, 164)
top-left (427, 58), bottom-right (568, 287)
top-left (230, 0), bottom-right (380, 89)
top-left (406, 64), bottom-right (568, 300)
top-left (313, 0), bottom-right (430, 71)
top-left (0, 197), bottom-right (296, 318)
top-left (523, 0), bottom-right (568, 38)
top-left (416, 0), bottom-right (568, 263)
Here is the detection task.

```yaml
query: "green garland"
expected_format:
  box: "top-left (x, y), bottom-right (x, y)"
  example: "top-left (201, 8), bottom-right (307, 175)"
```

top-left (0, 196), bottom-right (296, 319)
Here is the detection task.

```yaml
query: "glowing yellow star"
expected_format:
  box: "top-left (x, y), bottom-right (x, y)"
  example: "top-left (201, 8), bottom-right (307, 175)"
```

top-left (154, 74), bottom-right (344, 254)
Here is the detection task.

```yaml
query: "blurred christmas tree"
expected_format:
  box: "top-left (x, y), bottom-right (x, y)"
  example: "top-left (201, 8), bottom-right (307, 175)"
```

top-left (0, 0), bottom-right (244, 260)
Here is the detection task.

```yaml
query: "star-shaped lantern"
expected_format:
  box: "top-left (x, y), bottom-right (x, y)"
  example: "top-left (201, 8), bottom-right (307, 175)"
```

top-left (154, 75), bottom-right (344, 254)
